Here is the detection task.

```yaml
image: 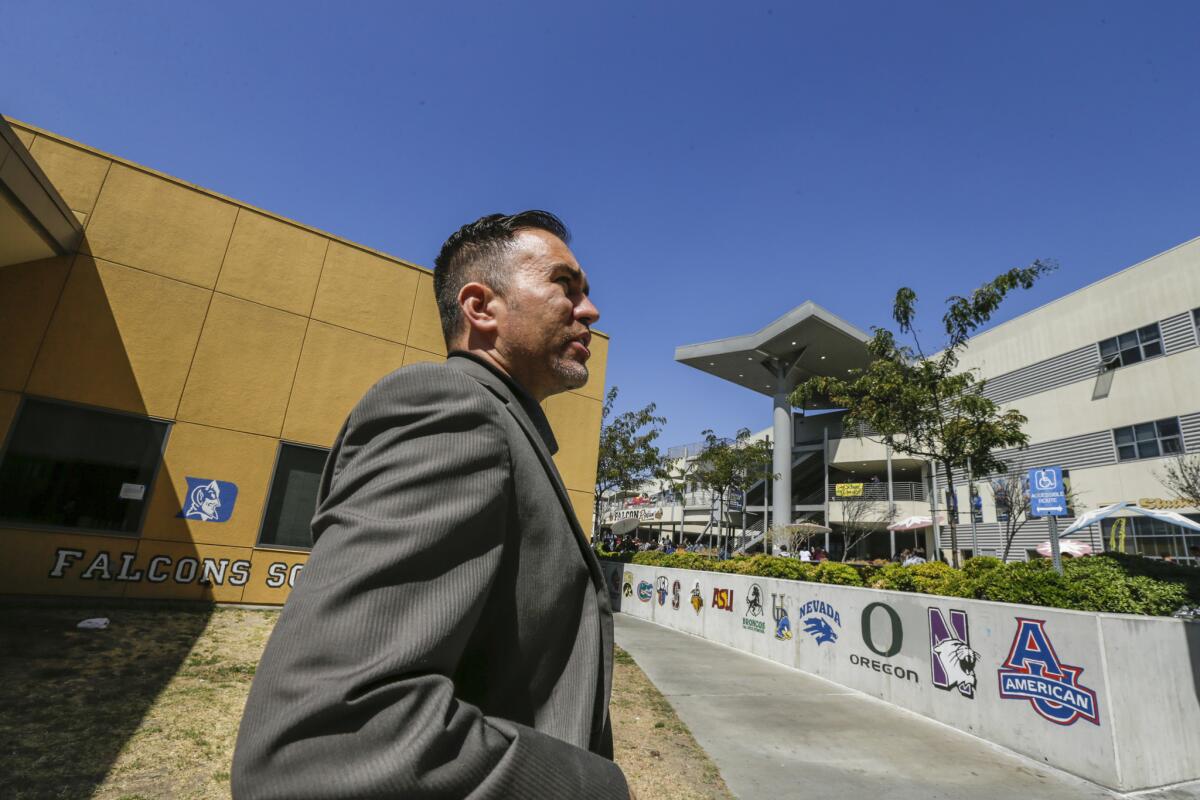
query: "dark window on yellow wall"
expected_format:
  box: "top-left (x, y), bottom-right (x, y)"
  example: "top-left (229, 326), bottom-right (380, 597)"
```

top-left (0, 398), bottom-right (168, 535)
top-left (258, 443), bottom-right (329, 549)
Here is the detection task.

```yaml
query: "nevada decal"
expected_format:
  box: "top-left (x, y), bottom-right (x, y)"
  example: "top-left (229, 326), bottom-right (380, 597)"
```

top-left (997, 618), bottom-right (1100, 726)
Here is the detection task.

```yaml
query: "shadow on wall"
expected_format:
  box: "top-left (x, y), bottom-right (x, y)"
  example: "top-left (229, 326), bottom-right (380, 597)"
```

top-left (1, 237), bottom-right (211, 794)
top-left (1189, 620), bottom-right (1200, 712)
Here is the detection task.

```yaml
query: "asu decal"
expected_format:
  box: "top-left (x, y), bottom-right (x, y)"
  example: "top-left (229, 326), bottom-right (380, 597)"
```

top-left (656, 576), bottom-right (669, 606)
top-left (690, 581), bottom-right (704, 614)
top-left (929, 607), bottom-right (979, 699)
top-left (637, 581), bottom-right (654, 602)
top-left (997, 618), bottom-right (1100, 726)
top-left (711, 587), bottom-right (734, 612)
top-left (622, 572), bottom-right (634, 598)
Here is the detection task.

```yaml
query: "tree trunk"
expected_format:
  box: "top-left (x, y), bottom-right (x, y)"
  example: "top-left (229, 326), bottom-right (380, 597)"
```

top-left (593, 493), bottom-right (602, 543)
top-left (944, 461), bottom-right (960, 568)
top-left (719, 494), bottom-right (726, 558)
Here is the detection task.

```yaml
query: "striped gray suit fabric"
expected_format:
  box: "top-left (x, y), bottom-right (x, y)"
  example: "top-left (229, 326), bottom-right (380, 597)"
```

top-left (232, 353), bottom-right (627, 799)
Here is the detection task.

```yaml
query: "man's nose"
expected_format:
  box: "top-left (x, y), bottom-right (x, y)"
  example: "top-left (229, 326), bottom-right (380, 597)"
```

top-left (576, 294), bottom-right (600, 326)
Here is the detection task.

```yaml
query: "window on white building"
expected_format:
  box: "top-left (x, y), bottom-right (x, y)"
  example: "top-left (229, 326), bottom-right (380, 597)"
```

top-left (1113, 417), bottom-right (1183, 461)
top-left (1098, 323), bottom-right (1163, 369)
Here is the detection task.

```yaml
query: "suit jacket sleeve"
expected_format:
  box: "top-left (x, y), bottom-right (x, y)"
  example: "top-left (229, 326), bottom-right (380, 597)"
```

top-left (231, 367), bottom-right (629, 800)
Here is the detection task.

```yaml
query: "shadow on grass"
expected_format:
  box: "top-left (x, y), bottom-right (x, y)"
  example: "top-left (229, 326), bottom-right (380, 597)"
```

top-left (0, 601), bottom-right (213, 800)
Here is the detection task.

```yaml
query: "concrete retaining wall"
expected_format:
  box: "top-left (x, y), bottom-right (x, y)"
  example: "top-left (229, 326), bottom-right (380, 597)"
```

top-left (602, 562), bottom-right (1200, 791)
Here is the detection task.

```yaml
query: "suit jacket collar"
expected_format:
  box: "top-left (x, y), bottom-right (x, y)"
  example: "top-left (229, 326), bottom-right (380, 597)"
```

top-left (447, 352), bottom-right (609, 592)
top-left (447, 351), bottom-right (558, 455)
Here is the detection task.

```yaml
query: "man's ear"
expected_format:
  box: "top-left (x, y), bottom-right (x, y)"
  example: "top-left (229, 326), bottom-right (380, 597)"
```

top-left (459, 282), bottom-right (500, 335)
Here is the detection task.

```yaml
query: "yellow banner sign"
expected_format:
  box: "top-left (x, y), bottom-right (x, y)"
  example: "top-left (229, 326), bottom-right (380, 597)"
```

top-left (835, 483), bottom-right (864, 497)
top-left (1139, 497), bottom-right (1194, 510)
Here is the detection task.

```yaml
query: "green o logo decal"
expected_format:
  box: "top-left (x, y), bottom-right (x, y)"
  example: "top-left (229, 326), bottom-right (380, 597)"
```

top-left (861, 602), bottom-right (903, 657)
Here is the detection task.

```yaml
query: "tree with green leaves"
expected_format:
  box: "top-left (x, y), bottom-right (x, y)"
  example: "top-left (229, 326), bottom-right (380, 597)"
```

top-left (791, 260), bottom-right (1056, 567)
top-left (690, 428), bottom-right (774, 556)
top-left (593, 387), bottom-right (668, 539)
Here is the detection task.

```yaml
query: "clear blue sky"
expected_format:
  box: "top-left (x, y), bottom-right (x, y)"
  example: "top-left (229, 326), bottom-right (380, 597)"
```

top-left (4, 1), bottom-right (1199, 446)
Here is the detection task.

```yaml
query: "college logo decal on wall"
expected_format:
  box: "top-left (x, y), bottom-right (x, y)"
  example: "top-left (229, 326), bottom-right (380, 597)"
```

top-left (798, 599), bottom-right (841, 645)
top-left (671, 580), bottom-right (681, 610)
top-left (712, 587), bottom-right (734, 612)
top-left (179, 477), bottom-right (238, 522)
top-left (771, 593), bottom-right (792, 641)
top-left (637, 580), bottom-right (654, 602)
top-left (656, 576), bottom-right (669, 606)
top-left (997, 618), bottom-right (1099, 726)
top-left (743, 583), bottom-right (766, 633)
top-left (928, 607), bottom-right (979, 698)
top-left (851, 602), bottom-right (918, 684)
top-left (690, 581), bottom-right (704, 614)
top-left (623, 572), bottom-right (634, 598)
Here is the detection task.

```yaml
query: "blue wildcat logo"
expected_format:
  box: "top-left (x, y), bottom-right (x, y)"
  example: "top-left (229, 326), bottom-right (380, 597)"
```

top-left (798, 599), bottom-right (841, 645)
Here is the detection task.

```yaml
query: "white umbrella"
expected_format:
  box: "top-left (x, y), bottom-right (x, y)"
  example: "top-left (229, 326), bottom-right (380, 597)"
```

top-left (1036, 540), bottom-right (1092, 558)
top-left (786, 522), bottom-right (833, 535)
top-left (887, 515), bottom-right (943, 532)
top-left (1058, 502), bottom-right (1200, 538)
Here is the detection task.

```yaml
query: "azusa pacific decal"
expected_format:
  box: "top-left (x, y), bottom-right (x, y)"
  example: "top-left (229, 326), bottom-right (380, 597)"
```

top-left (997, 618), bottom-right (1099, 726)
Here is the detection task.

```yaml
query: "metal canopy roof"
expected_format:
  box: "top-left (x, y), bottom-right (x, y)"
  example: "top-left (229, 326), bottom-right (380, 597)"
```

top-left (674, 301), bottom-right (872, 405)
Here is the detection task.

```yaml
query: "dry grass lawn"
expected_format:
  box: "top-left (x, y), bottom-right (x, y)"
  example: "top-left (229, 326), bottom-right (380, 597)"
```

top-left (0, 604), bottom-right (729, 800)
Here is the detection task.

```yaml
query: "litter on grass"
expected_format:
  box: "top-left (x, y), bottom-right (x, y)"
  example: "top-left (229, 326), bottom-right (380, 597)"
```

top-left (76, 617), bottom-right (110, 630)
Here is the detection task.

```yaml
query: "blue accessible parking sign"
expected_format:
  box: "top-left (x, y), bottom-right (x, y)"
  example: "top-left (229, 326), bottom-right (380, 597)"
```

top-left (1028, 466), bottom-right (1067, 517)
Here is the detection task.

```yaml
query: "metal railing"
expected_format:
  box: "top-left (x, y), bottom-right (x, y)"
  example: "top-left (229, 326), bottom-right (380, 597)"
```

top-left (827, 481), bottom-right (926, 502)
top-left (666, 437), bottom-right (734, 460)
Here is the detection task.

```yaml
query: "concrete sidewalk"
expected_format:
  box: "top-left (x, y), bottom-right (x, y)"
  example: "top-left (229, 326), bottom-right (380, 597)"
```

top-left (614, 614), bottom-right (1199, 800)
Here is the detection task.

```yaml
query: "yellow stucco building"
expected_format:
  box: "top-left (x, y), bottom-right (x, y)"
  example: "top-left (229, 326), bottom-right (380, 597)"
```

top-left (0, 116), bottom-right (607, 604)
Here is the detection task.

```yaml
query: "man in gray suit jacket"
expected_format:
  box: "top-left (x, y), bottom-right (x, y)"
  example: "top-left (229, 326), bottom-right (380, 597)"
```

top-left (232, 211), bottom-right (632, 799)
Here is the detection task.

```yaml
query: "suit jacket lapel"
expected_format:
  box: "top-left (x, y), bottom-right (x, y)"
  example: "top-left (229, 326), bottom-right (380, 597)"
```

top-left (447, 356), bottom-right (608, 591)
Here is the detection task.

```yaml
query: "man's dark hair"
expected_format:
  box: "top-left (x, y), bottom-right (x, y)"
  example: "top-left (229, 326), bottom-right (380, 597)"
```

top-left (433, 210), bottom-right (570, 343)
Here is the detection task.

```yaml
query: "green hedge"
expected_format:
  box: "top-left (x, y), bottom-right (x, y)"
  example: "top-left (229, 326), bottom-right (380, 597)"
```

top-left (598, 550), bottom-right (1197, 617)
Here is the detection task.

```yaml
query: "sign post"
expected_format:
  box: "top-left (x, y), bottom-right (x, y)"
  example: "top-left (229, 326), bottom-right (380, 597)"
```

top-left (1028, 466), bottom-right (1068, 574)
